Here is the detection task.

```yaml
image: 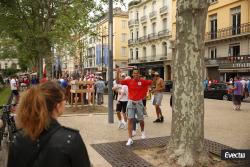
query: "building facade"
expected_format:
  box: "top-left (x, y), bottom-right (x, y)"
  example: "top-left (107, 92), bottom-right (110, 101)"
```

top-left (128, 0), bottom-right (172, 80)
top-left (84, 7), bottom-right (129, 80)
top-left (205, 0), bottom-right (250, 81)
top-left (0, 58), bottom-right (20, 70)
top-left (171, 0), bottom-right (250, 81)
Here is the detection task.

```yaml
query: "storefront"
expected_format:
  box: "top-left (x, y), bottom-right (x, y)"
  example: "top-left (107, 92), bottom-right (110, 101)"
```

top-left (128, 61), bottom-right (164, 79)
top-left (219, 62), bottom-right (250, 81)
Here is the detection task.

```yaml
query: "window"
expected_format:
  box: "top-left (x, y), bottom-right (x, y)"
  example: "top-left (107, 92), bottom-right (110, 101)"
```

top-left (121, 33), bottom-right (126, 42)
top-left (229, 44), bottom-right (240, 57)
top-left (143, 26), bottom-right (147, 36)
top-left (143, 47), bottom-right (147, 58)
top-left (143, 6), bottom-right (147, 16)
top-left (162, 42), bottom-right (167, 56)
top-left (231, 7), bottom-right (241, 35)
top-left (152, 45), bottom-right (156, 57)
top-left (152, 1), bottom-right (156, 11)
top-left (136, 48), bottom-right (139, 60)
top-left (131, 31), bottom-right (134, 40)
top-left (121, 47), bottom-right (126, 57)
top-left (162, 18), bottom-right (167, 30)
top-left (130, 49), bottom-right (133, 59)
top-left (122, 20), bottom-right (127, 28)
top-left (152, 23), bottom-right (156, 33)
top-left (209, 47), bottom-right (217, 59)
top-left (210, 14), bottom-right (217, 39)
top-left (136, 11), bottom-right (139, 20)
top-left (136, 30), bottom-right (139, 39)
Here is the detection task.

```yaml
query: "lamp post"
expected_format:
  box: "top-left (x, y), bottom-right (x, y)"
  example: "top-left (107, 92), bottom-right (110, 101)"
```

top-left (108, 0), bottom-right (114, 123)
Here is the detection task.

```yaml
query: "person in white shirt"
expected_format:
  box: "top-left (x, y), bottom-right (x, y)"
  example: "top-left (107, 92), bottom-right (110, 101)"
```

top-left (10, 76), bottom-right (19, 104)
top-left (113, 74), bottom-right (129, 129)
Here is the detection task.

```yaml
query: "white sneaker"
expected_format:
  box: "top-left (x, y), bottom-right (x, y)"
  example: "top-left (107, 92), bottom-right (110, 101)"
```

top-left (118, 122), bottom-right (123, 129)
top-left (141, 131), bottom-right (146, 139)
top-left (132, 130), bottom-right (136, 137)
top-left (126, 138), bottom-right (133, 146)
top-left (123, 122), bottom-right (127, 129)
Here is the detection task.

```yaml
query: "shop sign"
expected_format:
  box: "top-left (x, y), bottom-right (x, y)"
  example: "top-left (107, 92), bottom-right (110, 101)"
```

top-left (220, 63), bottom-right (250, 69)
top-left (233, 63), bottom-right (250, 68)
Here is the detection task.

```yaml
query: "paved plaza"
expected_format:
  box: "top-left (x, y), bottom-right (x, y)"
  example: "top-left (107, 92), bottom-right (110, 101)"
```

top-left (59, 94), bottom-right (250, 167)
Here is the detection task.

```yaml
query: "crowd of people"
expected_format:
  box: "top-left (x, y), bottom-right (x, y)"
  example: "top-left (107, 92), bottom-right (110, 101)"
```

top-left (204, 76), bottom-right (250, 111)
top-left (5, 69), bottom-right (250, 166)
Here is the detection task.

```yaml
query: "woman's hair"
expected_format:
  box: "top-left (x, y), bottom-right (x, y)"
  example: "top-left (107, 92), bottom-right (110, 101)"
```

top-left (16, 81), bottom-right (65, 140)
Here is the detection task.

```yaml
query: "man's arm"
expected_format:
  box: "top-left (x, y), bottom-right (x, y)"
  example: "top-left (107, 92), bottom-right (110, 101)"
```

top-left (115, 68), bottom-right (121, 84)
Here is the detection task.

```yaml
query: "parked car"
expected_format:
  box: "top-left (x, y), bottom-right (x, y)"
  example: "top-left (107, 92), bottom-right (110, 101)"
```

top-left (204, 83), bottom-right (232, 101)
top-left (165, 80), bottom-right (173, 92)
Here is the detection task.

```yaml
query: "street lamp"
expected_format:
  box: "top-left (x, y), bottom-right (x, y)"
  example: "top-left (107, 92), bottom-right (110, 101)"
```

top-left (108, 0), bottom-right (114, 123)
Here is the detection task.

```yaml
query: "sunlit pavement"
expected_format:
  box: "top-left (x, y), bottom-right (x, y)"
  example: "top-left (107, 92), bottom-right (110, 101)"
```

top-left (59, 94), bottom-right (250, 167)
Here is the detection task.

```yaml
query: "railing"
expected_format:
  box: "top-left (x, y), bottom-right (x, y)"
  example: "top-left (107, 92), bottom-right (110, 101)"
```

top-left (148, 33), bottom-right (157, 40)
top-left (140, 15), bottom-right (147, 23)
top-left (129, 29), bottom-right (171, 45)
top-left (158, 29), bottom-right (170, 37)
top-left (128, 19), bottom-right (139, 26)
top-left (149, 11), bottom-right (157, 19)
top-left (128, 39), bottom-right (139, 45)
top-left (160, 6), bottom-right (168, 14)
top-left (138, 35), bottom-right (148, 43)
top-left (205, 55), bottom-right (250, 65)
top-left (128, 59), bottom-right (139, 63)
top-left (129, 55), bottom-right (168, 64)
top-left (205, 22), bottom-right (250, 41)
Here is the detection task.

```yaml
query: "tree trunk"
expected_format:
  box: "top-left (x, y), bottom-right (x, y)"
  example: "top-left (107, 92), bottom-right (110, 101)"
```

top-left (168, 0), bottom-right (209, 166)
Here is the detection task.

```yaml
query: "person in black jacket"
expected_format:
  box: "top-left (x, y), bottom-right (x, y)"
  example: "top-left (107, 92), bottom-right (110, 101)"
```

top-left (8, 81), bottom-right (90, 167)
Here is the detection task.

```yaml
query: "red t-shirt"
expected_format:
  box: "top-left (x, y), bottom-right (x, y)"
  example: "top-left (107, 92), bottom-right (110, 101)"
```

top-left (120, 79), bottom-right (152, 101)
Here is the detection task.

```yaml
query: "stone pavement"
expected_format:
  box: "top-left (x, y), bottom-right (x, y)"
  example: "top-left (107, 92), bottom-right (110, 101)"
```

top-left (59, 94), bottom-right (250, 167)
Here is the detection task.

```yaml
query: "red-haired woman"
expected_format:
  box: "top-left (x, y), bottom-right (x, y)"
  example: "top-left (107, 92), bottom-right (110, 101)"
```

top-left (8, 81), bottom-right (90, 167)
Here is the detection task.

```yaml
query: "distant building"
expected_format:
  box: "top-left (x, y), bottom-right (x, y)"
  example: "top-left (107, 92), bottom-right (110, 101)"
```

top-left (204, 0), bottom-right (250, 81)
top-left (171, 0), bottom-right (250, 81)
top-left (128, 0), bottom-right (172, 80)
top-left (83, 7), bottom-right (129, 80)
top-left (0, 58), bottom-right (20, 70)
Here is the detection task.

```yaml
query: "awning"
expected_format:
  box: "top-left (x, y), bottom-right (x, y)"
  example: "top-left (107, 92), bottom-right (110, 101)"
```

top-left (219, 68), bottom-right (250, 72)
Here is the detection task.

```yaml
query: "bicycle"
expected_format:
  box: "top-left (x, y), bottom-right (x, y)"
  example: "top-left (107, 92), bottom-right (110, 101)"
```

top-left (0, 105), bottom-right (17, 151)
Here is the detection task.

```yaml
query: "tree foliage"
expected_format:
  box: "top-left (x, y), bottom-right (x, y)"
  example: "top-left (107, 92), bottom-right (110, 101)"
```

top-left (0, 0), bottom-right (123, 76)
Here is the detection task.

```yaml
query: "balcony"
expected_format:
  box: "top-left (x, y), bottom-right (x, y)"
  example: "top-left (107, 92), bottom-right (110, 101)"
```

top-left (148, 33), bottom-right (158, 40)
top-left (149, 11), bottom-right (157, 19)
top-left (128, 59), bottom-right (139, 64)
top-left (158, 29), bottom-right (170, 37)
top-left (128, 39), bottom-right (133, 45)
top-left (128, 39), bottom-right (139, 45)
top-left (138, 35), bottom-right (148, 43)
top-left (160, 6), bottom-right (168, 15)
top-left (140, 15), bottom-right (147, 23)
top-left (128, 19), bottom-right (139, 27)
top-left (205, 23), bottom-right (250, 42)
top-left (205, 55), bottom-right (250, 66)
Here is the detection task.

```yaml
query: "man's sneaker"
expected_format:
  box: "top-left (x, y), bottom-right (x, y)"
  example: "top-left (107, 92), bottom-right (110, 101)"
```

top-left (153, 118), bottom-right (161, 123)
top-left (141, 131), bottom-right (146, 139)
top-left (132, 130), bottom-right (136, 137)
top-left (118, 122), bottom-right (123, 129)
top-left (126, 138), bottom-right (133, 146)
top-left (160, 116), bottom-right (164, 122)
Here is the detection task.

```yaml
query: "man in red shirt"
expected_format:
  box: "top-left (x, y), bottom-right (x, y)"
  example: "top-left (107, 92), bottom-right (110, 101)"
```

top-left (116, 68), bottom-right (152, 146)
